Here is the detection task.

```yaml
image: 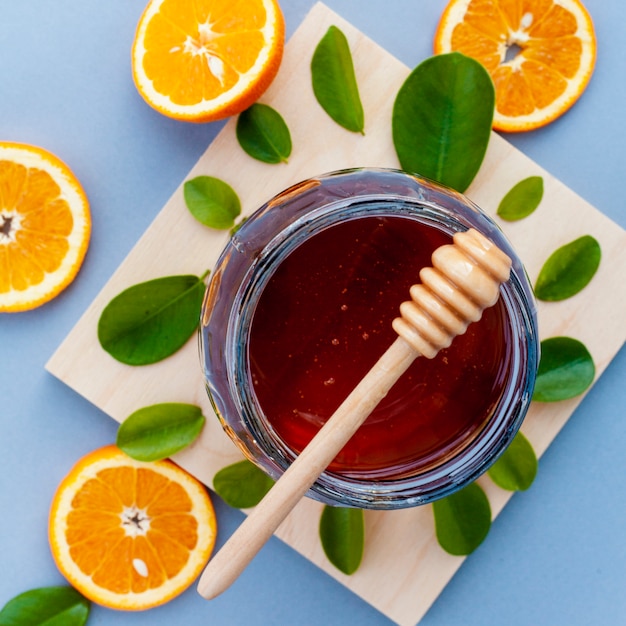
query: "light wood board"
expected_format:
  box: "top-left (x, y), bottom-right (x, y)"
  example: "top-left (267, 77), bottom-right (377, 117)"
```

top-left (46, 4), bottom-right (626, 625)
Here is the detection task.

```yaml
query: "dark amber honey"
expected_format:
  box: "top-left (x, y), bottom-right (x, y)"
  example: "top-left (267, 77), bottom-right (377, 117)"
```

top-left (249, 215), bottom-right (510, 480)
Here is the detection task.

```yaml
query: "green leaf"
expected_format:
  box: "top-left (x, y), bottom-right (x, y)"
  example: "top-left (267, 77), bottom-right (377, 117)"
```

top-left (533, 336), bottom-right (595, 402)
top-left (236, 103), bottom-right (292, 164)
top-left (98, 272), bottom-right (208, 365)
top-left (497, 176), bottom-right (544, 221)
top-left (311, 25), bottom-right (364, 133)
top-left (230, 216), bottom-right (248, 237)
top-left (0, 586), bottom-right (90, 626)
top-left (116, 403), bottom-right (205, 461)
top-left (534, 235), bottom-right (601, 301)
top-left (433, 483), bottom-right (491, 556)
top-left (213, 460), bottom-right (275, 508)
top-left (183, 176), bottom-right (241, 229)
top-left (392, 52), bottom-right (495, 193)
top-left (488, 431), bottom-right (537, 491)
top-left (319, 506), bottom-right (364, 575)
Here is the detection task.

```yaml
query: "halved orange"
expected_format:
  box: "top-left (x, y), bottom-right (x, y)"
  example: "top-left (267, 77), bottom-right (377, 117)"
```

top-left (49, 445), bottom-right (216, 610)
top-left (131, 0), bottom-right (285, 123)
top-left (434, 0), bottom-right (597, 132)
top-left (0, 142), bottom-right (90, 312)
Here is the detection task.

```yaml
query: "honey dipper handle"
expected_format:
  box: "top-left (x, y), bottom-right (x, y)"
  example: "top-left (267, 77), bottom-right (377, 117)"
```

top-left (197, 336), bottom-right (418, 600)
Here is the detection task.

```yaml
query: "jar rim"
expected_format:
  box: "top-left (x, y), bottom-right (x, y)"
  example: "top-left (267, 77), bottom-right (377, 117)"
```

top-left (200, 168), bottom-right (539, 509)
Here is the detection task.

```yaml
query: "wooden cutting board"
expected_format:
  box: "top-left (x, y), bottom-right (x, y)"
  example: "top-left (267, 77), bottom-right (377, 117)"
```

top-left (46, 3), bottom-right (626, 625)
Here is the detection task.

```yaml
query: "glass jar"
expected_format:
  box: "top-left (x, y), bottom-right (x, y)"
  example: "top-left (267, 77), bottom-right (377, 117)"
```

top-left (199, 168), bottom-right (539, 509)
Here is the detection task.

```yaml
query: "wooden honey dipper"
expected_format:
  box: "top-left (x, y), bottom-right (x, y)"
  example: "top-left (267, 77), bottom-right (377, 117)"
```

top-left (197, 227), bottom-right (512, 600)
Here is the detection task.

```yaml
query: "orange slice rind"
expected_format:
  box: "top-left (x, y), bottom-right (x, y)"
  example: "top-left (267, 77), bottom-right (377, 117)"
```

top-left (131, 0), bottom-right (285, 123)
top-left (0, 142), bottom-right (90, 313)
top-left (434, 0), bottom-right (597, 132)
top-left (49, 445), bottom-right (217, 610)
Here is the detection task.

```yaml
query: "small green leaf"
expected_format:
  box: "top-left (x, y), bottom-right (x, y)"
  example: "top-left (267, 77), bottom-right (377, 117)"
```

top-left (236, 103), bottom-right (292, 164)
top-left (497, 176), bottom-right (544, 221)
top-left (392, 52), bottom-right (495, 193)
top-left (319, 506), bottom-right (364, 575)
top-left (311, 25), bottom-right (364, 133)
top-left (533, 336), bottom-right (595, 402)
top-left (98, 273), bottom-right (208, 365)
top-left (433, 483), bottom-right (491, 556)
top-left (116, 403), bottom-right (205, 461)
top-left (213, 460), bottom-right (275, 508)
top-left (0, 586), bottom-right (90, 626)
top-left (534, 235), bottom-right (601, 301)
top-left (183, 176), bottom-right (241, 229)
top-left (488, 431), bottom-right (537, 491)
top-left (230, 216), bottom-right (248, 237)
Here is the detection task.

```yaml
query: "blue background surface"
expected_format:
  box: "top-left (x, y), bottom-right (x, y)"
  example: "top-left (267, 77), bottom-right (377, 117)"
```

top-left (1, 1), bottom-right (624, 625)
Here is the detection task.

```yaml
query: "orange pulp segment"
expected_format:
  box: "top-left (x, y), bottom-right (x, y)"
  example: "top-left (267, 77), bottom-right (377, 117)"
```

top-left (131, 0), bottom-right (285, 122)
top-left (0, 142), bottom-right (90, 312)
top-left (434, 0), bottom-right (596, 132)
top-left (49, 445), bottom-right (216, 610)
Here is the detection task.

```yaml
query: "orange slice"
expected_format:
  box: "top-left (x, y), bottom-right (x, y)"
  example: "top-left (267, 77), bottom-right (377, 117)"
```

top-left (49, 445), bottom-right (216, 610)
top-left (131, 0), bottom-right (285, 123)
top-left (0, 142), bottom-right (90, 312)
top-left (434, 0), bottom-right (597, 132)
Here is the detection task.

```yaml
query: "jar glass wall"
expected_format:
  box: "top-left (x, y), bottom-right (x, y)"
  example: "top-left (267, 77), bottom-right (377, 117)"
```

top-left (199, 168), bottom-right (539, 509)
